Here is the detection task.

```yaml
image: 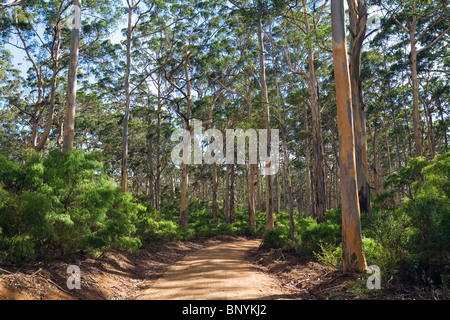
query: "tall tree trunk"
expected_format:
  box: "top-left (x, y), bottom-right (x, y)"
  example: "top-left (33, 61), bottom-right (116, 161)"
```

top-left (410, 26), bottom-right (422, 157)
top-left (257, 18), bottom-right (273, 230)
top-left (155, 92), bottom-right (162, 211)
top-left (297, 173), bottom-right (303, 215)
top-left (249, 163), bottom-right (257, 230)
top-left (180, 163), bottom-right (189, 226)
top-left (36, 20), bottom-right (61, 152)
top-left (224, 164), bottom-right (229, 220)
top-left (348, 0), bottom-right (371, 214)
top-left (121, 4), bottom-right (133, 191)
top-left (302, 0), bottom-right (326, 222)
top-left (382, 109), bottom-right (392, 175)
top-left (422, 97), bottom-right (435, 160)
top-left (179, 49), bottom-right (192, 227)
top-left (212, 161), bottom-right (219, 221)
top-left (147, 130), bottom-right (154, 206)
top-left (368, 124), bottom-right (381, 197)
top-left (211, 130), bottom-right (219, 221)
top-left (404, 108), bottom-right (413, 158)
top-left (36, 55), bottom-right (59, 151)
top-left (256, 164), bottom-right (261, 211)
top-left (245, 74), bottom-right (256, 231)
top-left (229, 162), bottom-right (235, 223)
top-left (437, 99), bottom-right (448, 153)
top-left (331, 0), bottom-right (367, 273)
top-left (303, 104), bottom-right (312, 217)
top-left (275, 63), bottom-right (294, 239)
top-left (62, 0), bottom-right (81, 152)
top-left (273, 173), bottom-right (279, 214)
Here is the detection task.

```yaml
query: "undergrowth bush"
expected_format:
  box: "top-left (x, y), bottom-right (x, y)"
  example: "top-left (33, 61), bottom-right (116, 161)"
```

top-left (294, 209), bottom-right (341, 256)
top-left (367, 152), bottom-right (449, 285)
top-left (0, 150), bottom-right (143, 263)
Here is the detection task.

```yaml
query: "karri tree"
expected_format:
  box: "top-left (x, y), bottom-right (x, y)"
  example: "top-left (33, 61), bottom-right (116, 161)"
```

top-left (331, 0), bottom-right (367, 273)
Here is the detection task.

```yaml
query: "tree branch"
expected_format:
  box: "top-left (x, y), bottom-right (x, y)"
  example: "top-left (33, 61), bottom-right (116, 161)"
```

top-left (417, 25), bottom-right (450, 54)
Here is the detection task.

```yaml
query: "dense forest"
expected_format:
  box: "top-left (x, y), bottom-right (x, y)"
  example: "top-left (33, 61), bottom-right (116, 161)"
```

top-left (0, 0), bottom-right (449, 298)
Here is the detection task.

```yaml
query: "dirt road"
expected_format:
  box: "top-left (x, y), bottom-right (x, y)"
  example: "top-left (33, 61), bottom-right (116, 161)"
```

top-left (135, 239), bottom-right (288, 300)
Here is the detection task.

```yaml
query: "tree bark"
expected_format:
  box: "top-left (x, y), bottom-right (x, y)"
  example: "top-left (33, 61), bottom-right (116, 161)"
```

top-left (179, 47), bottom-right (193, 227)
top-left (36, 52), bottom-right (59, 152)
top-left (331, 0), bottom-right (367, 273)
top-left (382, 109), bottom-right (392, 174)
top-left (368, 123), bottom-right (381, 197)
top-left (212, 161), bottom-right (219, 221)
top-left (256, 164), bottom-right (261, 211)
top-left (62, 0), bottom-right (81, 152)
top-left (302, 0), bottom-right (326, 223)
top-left (147, 130), bottom-right (154, 206)
top-left (180, 163), bottom-right (189, 226)
top-left (257, 18), bottom-right (273, 230)
top-left (224, 163), bottom-right (229, 220)
top-left (410, 33), bottom-right (422, 157)
top-left (121, 3), bottom-right (134, 191)
top-left (155, 82), bottom-right (162, 211)
top-left (229, 162), bottom-right (235, 224)
top-left (422, 96), bottom-right (435, 160)
top-left (347, 0), bottom-right (371, 214)
top-left (275, 63), bottom-right (294, 239)
top-left (303, 104), bottom-right (312, 217)
top-left (245, 75), bottom-right (256, 231)
top-left (437, 99), bottom-right (448, 153)
top-left (210, 130), bottom-right (218, 221)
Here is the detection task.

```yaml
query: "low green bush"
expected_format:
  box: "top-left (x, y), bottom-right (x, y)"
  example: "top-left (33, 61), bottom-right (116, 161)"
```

top-left (294, 209), bottom-right (342, 256)
top-left (400, 152), bottom-right (450, 282)
top-left (263, 227), bottom-right (290, 249)
top-left (370, 152), bottom-right (450, 284)
top-left (0, 150), bottom-right (143, 263)
top-left (313, 242), bottom-right (342, 270)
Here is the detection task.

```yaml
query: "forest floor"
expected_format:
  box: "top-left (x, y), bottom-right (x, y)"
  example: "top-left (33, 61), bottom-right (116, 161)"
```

top-left (0, 236), bottom-right (444, 300)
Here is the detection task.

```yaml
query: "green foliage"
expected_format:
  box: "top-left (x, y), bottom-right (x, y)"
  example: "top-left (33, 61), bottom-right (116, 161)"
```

top-left (369, 152), bottom-right (450, 284)
top-left (0, 150), bottom-right (143, 263)
top-left (182, 204), bottom-right (264, 239)
top-left (313, 242), bottom-right (342, 271)
top-left (383, 156), bottom-right (429, 190)
top-left (294, 209), bottom-right (342, 256)
top-left (263, 227), bottom-right (290, 250)
top-left (305, 153), bottom-right (450, 288)
top-left (361, 208), bottom-right (410, 275)
top-left (400, 152), bottom-right (450, 280)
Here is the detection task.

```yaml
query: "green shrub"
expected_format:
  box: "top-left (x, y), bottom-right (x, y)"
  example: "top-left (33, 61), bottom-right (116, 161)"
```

top-left (295, 210), bottom-right (342, 256)
top-left (362, 208), bottom-right (410, 271)
top-left (0, 150), bottom-right (144, 263)
top-left (313, 242), bottom-right (342, 270)
top-left (263, 227), bottom-right (290, 249)
top-left (373, 152), bottom-right (450, 284)
top-left (400, 153), bottom-right (449, 281)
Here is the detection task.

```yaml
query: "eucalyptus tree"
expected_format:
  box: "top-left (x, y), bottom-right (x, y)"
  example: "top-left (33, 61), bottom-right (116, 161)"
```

top-left (331, 0), bottom-right (367, 273)
top-left (195, 20), bottom-right (244, 222)
top-left (1, 0), bottom-right (122, 152)
top-left (347, 0), bottom-right (372, 213)
top-left (274, 0), bottom-right (331, 222)
top-left (377, 0), bottom-right (450, 157)
top-left (62, 0), bottom-right (81, 151)
top-left (271, 53), bottom-right (295, 239)
top-left (121, 0), bottom-right (165, 192)
top-left (0, 45), bottom-right (24, 159)
top-left (232, 23), bottom-right (260, 229)
top-left (156, 0), bottom-right (233, 226)
top-left (229, 0), bottom-right (285, 230)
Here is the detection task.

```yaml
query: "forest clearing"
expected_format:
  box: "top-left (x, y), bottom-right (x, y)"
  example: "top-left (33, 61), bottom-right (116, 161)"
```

top-left (0, 0), bottom-right (449, 302)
